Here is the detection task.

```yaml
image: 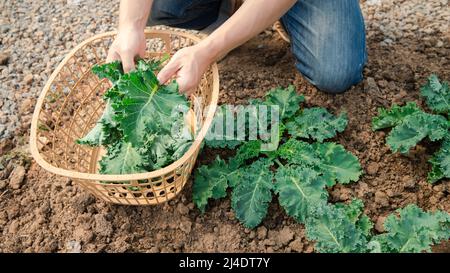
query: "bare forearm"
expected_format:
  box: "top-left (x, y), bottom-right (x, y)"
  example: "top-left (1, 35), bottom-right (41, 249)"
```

top-left (118, 0), bottom-right (153, 31)
top-left (200, 0), bottom-right (297, 61)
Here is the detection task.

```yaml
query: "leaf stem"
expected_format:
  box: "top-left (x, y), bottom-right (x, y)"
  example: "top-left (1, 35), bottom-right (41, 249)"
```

top-left (274, 158), bottom-right (284, 168)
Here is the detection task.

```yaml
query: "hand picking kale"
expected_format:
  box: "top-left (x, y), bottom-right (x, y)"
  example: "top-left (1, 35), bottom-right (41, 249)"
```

top-left (77, 59), bottom-right (193, 174)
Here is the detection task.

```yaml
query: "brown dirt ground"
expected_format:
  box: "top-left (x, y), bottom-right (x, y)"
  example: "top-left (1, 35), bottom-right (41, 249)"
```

top-left (0, 29), bottom-right (449, 253)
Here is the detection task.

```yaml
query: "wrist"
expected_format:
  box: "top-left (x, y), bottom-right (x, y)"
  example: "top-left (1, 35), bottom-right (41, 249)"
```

top-left (197, 37), bottom-right (224, 63)
top-left (118, 19), bottom-right (146, 33)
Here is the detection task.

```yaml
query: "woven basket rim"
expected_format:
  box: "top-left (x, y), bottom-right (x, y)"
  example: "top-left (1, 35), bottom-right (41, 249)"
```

top-left (29, 28), bottom-right (219, 182)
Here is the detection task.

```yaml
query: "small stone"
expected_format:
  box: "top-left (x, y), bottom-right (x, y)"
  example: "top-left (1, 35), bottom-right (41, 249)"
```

top-left (257, 226), bottom-right (267, 239)
top-left (149, 246), bottom-right (160, 253)
top-left (73, 193), bottom-right (95, 213)
top-left (429, 196), bottom-right (439, 205)
top-left (365, 77), bottom-right (379, 92)
top-left (0, 52), bottom-right (9, 65)
top-left (20, 98), bottom-right (34, 113)
top-left (402, 175), bottom-right (416, 189)
top-left (385, 189), bottom-right (395, 197)
top-left (367, 162), bottom-right (379, 175)
top-left (304, 245), bottom-right (314, 253)
top-left (176, 203), bottom-right (189, 215)
top-left (0, 180), bottom-right (7, 190)
top-left (374, 191), bottom-right (389, 207)
top-left (23, 74), bottom-right (34, 85)
top-left (276, 227), bottom-right (294, 246)
top-left (436, 40), bottom-right (444, 47)
top-left (289, 239), bottom-right (304, 252)
top-left (66, 241), bottom-right (82, 253)
top-left (94, 214), bottom-right (113, 237)
top-left (0, 138), bottom-right (13, 155)
top-left (9, 165), bottom-right (26, 189)
top-left (73, 226), bottom-right (94, 243)
top-left (262, 239), bottom-right (275, 246)
top-left (179, 220), bottom-right (192, 233)
top-left (375, 216), bottom-right (386, 232)
top-left (339, 188), bottom-right (353, 201)
top-left (377, 80), bottom-right (388, 88)
top-left (8, 220), bottom-right (19, 234)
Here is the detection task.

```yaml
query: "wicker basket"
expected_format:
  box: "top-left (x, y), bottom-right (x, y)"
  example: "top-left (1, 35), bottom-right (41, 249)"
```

top-left (30, 28), bottom-right (219, 205)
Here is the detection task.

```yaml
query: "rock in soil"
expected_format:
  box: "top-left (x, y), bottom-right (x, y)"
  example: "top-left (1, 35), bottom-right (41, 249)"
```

top-left (0, 52), bottom-right (9, 65)
top-left (94, 214), bottom-right (113, 237)
top-left (289, 239), bottom-right (304, 252)
top-left (374, 191), bottom-right (390, 207)
top-left (366, 162), bottom-right (380, 175)
top-left (274, 227), bottom-right (294, 247)
top-left (23, 74), bottom-right (34, 85)
top-left (375, 216), bottom-right (387, 233)
top-left (8, 165), bottom-right (26, 190)
top-left (257, 226), bottom-right (268, 240)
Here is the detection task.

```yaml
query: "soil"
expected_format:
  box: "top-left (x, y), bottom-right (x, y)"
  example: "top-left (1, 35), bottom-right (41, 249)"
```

top-left (1, 3), bottom-right (449, 253)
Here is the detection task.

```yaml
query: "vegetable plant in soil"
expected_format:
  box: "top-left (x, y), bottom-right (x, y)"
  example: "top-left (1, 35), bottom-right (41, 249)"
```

top-left (77, 58), bottom-right (193, 175)
top-left (193, 86), bottom-right (450, 253)
top-left (372, 75), bottom-right (450, 183)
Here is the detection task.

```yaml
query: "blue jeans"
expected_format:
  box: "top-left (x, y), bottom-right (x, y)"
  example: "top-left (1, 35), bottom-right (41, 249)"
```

top-left (150, 0), bottom-right (367, 94)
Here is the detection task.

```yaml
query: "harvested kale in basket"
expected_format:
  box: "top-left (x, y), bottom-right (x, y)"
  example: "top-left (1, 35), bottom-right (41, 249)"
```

top-left (77, 59), bottom-right (193, 174)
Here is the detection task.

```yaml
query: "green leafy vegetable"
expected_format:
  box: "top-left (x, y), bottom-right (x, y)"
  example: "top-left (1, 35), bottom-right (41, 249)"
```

top-left (386, 112), bottom-right (447, 153)
top-left (193, 84), bottom-right (450, 253)
top-left (286, 107), bottom-right (348, 142)
top-left (278, 139), bottom-right (362, 186)
top-left (205, 105), bottom-right (242, 149)
top-left (335, 199), bottom-right (373, 238)
top-left (263, 85), bottom-right (304, 119)
top-left (231, 159), bottom-right (274, 229)
top-left (372, 102), bottom-right (421, 130)
top-left (305, 203), bottom-right (368, 253)
top-left (77, 59), bottom-right (193, 176)
top-left (99, 142), bottom-right (146, 175)
top-left (77, 101), bottom-right (121, 146)
top-left (313, 142), bottom-right (362, 185)
top-left (277, 138), bottom-right (322, 167)
top-left (369, 205), bottom-right (450, 253)
top-left (420, 74), bottom-right (450, 114)
top-left (274, 166), bottom-right (328, 223)
top-left (193, 157), bottom-right (232, 213)
top-left (373, 75), bottom-right (450, 183)
top-left (114, 74), bottom-right (188, 146)
top-left (91, 60), bottom-right (123, 83)
top-left (193, 86), bottom-right (362, 230)
top-left (428, 137), bottom-right (450, 183)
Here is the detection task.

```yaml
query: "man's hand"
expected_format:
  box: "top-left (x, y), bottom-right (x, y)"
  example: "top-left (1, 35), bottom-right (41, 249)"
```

top-left (157, 43), bottom-right (214, 94)
top-left (106, 26), bottom-right (146, 73)
top-left (106, 0), bottom-right (152, 72)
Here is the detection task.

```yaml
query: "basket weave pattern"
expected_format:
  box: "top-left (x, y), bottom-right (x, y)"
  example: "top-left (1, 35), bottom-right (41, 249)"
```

top-left (30, 29), bottom-right (219, 205)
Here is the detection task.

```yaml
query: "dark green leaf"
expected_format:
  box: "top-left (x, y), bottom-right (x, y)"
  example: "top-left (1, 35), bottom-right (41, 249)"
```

top-left (231, 159), bottom-right (274, 228)
top-left (420, 74), bottom-right (450, 114)
top-left (274, 166), bottom-right (328, 223)
top-left (286, 107), bottom-right (348, 142)
top-left (372, 102), bottom-right (421, 130)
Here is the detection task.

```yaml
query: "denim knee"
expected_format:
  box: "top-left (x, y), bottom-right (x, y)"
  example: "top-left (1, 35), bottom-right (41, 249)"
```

top-left (301, 61), bottom-right (365, 94)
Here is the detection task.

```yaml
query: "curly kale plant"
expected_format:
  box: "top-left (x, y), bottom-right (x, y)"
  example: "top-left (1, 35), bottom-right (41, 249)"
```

top-left (192, 86), bottom-right (362, 228)
top-left (193, 85), bottom-right (450, 253)
top-left (77, 59), bottom-right (193, 174)
top-left (372, 75), bottom-right (450, 183)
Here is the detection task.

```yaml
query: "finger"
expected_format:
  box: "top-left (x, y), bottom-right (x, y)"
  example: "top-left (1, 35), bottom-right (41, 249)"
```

top-left (121, 52), bottom-right (136, 73)
top-left (157, 59), bottom-right (181, 84)
top-left (106, 50), bottom-right (120, 63)
top-left (176, 70), bottom-right (196, 95)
